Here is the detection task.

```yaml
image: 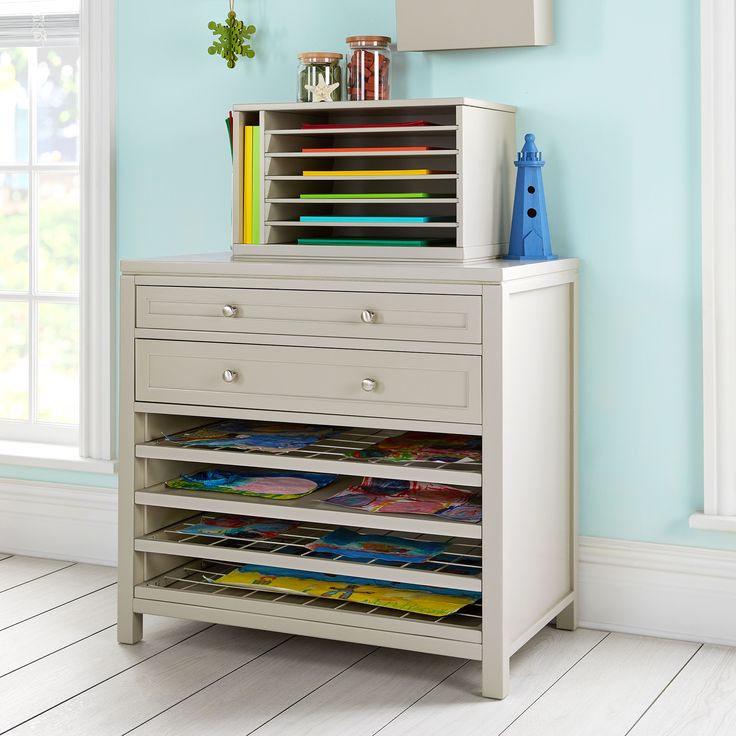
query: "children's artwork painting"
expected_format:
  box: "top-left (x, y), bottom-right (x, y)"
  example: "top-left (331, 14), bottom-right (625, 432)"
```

top-left (165, 467), bottom-right (338, 499)
top-left (355, 432), bottom-right (482, 463)
top-left (324, 477), bottom-right (482, 522)
top-left (164, 420), bottom-right (338, 453)
top-left (305, 528), bottom-right (448, 563)
top-left (179, 515), bottom-right (298, 539)
top-left (213, 565), bottom-right (480, 616)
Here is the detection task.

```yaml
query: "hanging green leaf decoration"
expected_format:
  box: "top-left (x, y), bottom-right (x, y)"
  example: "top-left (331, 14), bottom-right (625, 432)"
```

top-left (208, 10), bottom-right (256, 69)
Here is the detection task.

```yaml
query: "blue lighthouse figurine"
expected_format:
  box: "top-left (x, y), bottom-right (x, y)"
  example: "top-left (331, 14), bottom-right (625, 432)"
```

top-left (506, 133), bottom-right (557, 260)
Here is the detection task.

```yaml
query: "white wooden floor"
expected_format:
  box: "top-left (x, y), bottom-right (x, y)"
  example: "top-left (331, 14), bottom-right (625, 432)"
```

top-left (1, 555), bottom-right (734, 736)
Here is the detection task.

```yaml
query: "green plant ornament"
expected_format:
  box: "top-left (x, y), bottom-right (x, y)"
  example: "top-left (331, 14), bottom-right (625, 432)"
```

top-left (208, 1), bottom-right (256, 69)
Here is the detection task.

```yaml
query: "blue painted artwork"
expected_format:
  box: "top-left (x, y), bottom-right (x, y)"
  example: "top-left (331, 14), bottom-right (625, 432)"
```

top-left (305, 529), bottom-right (449, 563)
top-left (507, 133), bottom-right (558, 261)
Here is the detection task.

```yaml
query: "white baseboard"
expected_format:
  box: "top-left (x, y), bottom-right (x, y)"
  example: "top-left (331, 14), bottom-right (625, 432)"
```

top-left (1, 481), bottom-right (735, 646)
top-left (0, 478), bottom-right (117, 566)
top-left (579, 536), bottom-right (736, 647)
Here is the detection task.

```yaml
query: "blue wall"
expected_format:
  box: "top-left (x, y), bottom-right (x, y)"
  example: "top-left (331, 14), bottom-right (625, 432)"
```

top-left (113, 0), bottom-right (727, 550)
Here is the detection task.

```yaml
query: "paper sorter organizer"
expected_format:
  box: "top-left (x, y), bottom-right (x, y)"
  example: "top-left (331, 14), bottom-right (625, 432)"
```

top-left (119, 252), bottom-right (578, 699)
top-left (231, 97), bottom-right (516, 263)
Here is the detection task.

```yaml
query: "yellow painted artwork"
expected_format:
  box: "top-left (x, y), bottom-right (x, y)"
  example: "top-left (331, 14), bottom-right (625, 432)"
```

top-left (214, 565), bottom-right (479, 617)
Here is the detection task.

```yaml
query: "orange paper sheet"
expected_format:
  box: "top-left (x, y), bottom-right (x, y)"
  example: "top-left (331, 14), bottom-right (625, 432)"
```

top-left (303, 169), bottom-right (443, 177)
top-left (302, 146), bottom-right (434, 153)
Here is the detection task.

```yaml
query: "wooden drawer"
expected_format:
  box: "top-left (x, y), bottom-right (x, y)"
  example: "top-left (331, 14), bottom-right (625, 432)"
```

top-left (135, 339), bottom-right (481, 423)
top-left (136, 286), bottom-right (481, 344)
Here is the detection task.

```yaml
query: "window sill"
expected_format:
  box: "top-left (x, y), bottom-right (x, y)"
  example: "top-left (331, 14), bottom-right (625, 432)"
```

top-left (0, 440), bottom-right (117, 475)
top-left (689, 512), bottom-right (736, 533)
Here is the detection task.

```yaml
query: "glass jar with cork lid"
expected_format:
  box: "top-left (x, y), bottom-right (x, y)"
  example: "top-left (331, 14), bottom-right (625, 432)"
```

top-left (297, 52), bottom-right (343, 103)
top-left (346, 36), bottom-right (391, 101)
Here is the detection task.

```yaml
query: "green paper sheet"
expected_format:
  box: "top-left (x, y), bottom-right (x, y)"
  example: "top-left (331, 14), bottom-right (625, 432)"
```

top-left (298, 238), bottom-right (429, 247)
top-left (251, 126), bottom-right (261, 243)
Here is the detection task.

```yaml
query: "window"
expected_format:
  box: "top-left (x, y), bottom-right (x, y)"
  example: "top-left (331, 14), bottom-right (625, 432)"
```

top-left (692, 0), bottom-right (736, 530)
top-left (0, 34), bottom-right (81, 444)
top-left (0, 1), bottom-right (114, 467)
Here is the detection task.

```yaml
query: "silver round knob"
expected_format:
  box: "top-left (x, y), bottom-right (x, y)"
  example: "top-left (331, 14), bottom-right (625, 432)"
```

top-left (361, 310), bottom-right (376, 324)
top-left (222, 305), bottom-right (238, 317)
top-left (222, 369), bottom-right (238, 383)
top-left (361, 378), bottom-right (377, 392)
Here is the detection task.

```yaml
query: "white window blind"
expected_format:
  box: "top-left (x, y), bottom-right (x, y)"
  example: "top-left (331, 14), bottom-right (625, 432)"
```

top-left (0, 13), bottom-right (79, 46)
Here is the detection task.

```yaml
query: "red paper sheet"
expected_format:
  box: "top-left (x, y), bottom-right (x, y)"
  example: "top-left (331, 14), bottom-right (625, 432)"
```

top-left (301, 120), bottom-right (435, 130)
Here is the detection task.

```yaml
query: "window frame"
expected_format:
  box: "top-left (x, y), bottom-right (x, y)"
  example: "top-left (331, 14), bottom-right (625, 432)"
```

top-left (0, 0), bottom-right (115, 470)
top-left (78, 0), bottom-right (115, 463)
top-left (691, 0), bottom-right (736, 530)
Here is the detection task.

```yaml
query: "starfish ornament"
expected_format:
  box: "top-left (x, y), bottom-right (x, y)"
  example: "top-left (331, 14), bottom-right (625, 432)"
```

top-left (305, 73), bottom-right (340, 103)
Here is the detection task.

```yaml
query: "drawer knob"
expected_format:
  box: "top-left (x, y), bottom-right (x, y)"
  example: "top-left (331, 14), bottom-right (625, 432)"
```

top-left (222, 305), bottom-right (238, 317)
top-left (222, 369), bottom-right (238, 383)
top-left (361, 310), bottom-right (376, 324)
top-left (361, 378), bottom-right (377, 392)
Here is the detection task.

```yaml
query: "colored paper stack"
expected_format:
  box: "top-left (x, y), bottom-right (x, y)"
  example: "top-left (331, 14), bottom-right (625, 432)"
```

top-left (243, 125), bottom-right (261, 244)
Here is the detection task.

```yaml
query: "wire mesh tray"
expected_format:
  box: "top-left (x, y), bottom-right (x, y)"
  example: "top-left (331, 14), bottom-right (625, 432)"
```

top-left (140, 425), bottom-right (482, 480)
top-left (138, 515), bottom-right (481, 589)
top-left (139, 559), bottom-right (483, 632)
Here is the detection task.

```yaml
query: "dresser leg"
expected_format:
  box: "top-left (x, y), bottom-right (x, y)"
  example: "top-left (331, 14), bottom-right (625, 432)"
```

top-left (555, 599), bottom-right (578, 631)
top-left (481, 654), bottom-right (510, 699)
top-left (118, 612), bottom-right (143, 644)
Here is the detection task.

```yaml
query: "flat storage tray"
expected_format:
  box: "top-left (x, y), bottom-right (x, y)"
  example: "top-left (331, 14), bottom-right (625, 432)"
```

top-left (136, 559), bottom-right (483, 647)
top-left (137, 426), bottom-right (482, 488)
top-left (136, 515), bottom-right (481, 592)
top-left (136, 478), bottom-right (482, 540)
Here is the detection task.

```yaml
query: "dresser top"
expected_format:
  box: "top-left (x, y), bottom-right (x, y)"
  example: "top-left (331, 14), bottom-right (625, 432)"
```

top-left (120, 252), bottom-right (578, 284)
top-left (232, 97), bottom-right (516, 114)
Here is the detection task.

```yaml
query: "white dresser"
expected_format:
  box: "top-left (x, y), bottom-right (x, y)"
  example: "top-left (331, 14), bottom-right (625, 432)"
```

top-left (118, 253), bottom-right (578, 699)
